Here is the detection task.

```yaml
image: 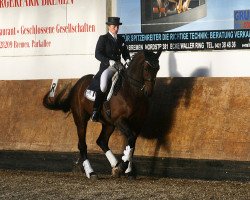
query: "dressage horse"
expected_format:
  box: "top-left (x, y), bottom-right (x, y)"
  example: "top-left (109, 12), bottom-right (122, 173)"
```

top-left (43, 48), bottom-right (162, 179)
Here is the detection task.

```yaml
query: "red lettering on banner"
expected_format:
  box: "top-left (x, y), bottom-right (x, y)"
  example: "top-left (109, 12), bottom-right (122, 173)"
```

top-left (41, 0), bottom-right (74, 6)
top-left (0, 0), bottom-right (23, 8)
top-left (0, 0), bottom-right (74, 7)
top-left (42, 0), bottom-right (53, 5)
top-left (32, 39), bottom-right (51, 48)
top-left (13, 41), bottom-right (30, 48)
top-left (25, 0), bottom-right (39, 6)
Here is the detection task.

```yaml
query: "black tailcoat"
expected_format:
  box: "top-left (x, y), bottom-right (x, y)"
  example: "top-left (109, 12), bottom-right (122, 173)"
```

top-left (95, 32), bottom-right (130, 75)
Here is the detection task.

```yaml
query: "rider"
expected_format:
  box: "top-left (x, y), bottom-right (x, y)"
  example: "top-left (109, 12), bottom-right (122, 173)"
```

top-left (91, 17), bottom-right (131, 122)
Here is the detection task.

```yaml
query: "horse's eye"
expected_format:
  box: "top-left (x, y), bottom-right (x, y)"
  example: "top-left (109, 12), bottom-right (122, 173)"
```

top-left (144, 67), bottom-right (149, 72)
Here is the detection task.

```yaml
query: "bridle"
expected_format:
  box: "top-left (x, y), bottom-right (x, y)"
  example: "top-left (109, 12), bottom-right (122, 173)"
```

top-left (143, 60), bottom-right (159, 82)
top-left (126, 59), bottom-right (159, 91)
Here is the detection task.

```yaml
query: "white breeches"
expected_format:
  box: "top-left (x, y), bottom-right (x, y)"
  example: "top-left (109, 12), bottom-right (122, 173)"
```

top-left (100, 63), bottom-right (123, 93)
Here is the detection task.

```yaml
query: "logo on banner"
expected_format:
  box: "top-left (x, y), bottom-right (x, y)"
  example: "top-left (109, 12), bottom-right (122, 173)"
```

top-left (234, 10), bottom-right (250, 29)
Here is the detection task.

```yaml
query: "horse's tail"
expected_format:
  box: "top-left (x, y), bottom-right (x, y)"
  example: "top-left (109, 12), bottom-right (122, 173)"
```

top-left (43, 84), bottom-right (72, 113)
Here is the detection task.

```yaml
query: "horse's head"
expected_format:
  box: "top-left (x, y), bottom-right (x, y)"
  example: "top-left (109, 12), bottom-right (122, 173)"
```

top-left (142, 47), bottom-right (162, 97)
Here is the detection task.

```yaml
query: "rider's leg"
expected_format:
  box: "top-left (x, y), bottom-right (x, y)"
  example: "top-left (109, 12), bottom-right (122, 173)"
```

top-left (100, 67), bottom-right (116, 93)
top-left (91, 67), bottom-right (116, 121)
top-left (91, 89), bottom-right (105, 121)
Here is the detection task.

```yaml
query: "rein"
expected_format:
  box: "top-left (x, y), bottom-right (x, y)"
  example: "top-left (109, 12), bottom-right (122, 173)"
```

top-left (119, 62), bottom-right (144, 91)
top-left (126, 74), bottom-right (145, 91)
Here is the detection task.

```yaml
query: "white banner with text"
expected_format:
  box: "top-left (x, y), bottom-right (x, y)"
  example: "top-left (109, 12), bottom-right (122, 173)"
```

top-left (0, 0), bottom-right (106, 79)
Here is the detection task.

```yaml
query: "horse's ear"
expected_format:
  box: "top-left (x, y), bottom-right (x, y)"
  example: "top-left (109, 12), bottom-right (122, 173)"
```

top-left (156, 46), bottom-right (163, 59)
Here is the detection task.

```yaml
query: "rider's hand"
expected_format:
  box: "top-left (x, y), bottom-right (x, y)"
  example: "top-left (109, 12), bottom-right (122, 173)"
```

top-left (125, 59), bottom-right (131, 67)
top-left (109, 60), bottom-right (116, 67)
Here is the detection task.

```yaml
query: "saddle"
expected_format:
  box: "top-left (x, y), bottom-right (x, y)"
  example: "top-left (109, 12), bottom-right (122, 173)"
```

top-left (84, 70), bottom-right (124, 119)
top-left (85, 70), bottom-right (123, 101)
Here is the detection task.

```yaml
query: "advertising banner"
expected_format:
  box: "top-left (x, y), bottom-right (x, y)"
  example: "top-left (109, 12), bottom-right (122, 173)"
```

top-left (0, 0), bottom-right (106, 80)
top-left (114, 0), bottom-right (250, 77)
top-left (118, 0), bottom-right (250, 52)
top-left (0, 0), bottom-right (106, 56)
top-left (123, 30), bottom-right (250, 52)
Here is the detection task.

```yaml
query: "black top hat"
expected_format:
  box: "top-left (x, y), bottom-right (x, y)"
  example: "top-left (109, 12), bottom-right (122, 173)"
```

top-left (106, 17), bottom-right (122, 25)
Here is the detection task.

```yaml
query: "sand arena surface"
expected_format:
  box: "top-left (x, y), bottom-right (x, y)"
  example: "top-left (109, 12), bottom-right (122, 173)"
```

top-left (0, 170), bottom-right (249, 200)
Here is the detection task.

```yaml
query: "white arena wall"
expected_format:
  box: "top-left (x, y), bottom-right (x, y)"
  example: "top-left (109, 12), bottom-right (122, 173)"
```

top-left (0, 50), bottom-right (250, 80)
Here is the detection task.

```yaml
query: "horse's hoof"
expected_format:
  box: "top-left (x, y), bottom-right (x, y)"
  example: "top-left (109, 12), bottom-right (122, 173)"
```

top-left (112, 167), bottom-right (122, 178)
top-left (125, 172), bottom-right (136, 180)
top-left (89, 172), bottom-right (99, 180)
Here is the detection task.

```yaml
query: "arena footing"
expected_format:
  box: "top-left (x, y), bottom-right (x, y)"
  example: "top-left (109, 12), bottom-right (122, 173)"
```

top-left (0, 150), bottom-right (249, 181)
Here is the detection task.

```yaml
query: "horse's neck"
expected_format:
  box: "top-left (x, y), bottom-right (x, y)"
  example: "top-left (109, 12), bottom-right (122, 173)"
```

top-left (127, 53), bottom-right (144, 80)
top-left (122, 59), bottom-right (144, 98)
top-left (126, 63), bottom-right (142, 81)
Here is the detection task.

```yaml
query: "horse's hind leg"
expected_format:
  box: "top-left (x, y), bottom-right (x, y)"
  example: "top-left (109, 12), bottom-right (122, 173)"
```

top-left (96, 124), bottom-right (118, 170)
top-left (74, 111), bottom-right (97, 179)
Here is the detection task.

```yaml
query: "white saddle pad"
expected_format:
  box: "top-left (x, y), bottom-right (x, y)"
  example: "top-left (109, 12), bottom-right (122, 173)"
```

top-left (85, 72), bottom-right (119, 102)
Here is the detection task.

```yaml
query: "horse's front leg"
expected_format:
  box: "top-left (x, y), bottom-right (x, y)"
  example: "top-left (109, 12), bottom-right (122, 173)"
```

top-left (113, 118), bottom-right (137, 178)
top-left (96, 124), bottom-right (119, 169)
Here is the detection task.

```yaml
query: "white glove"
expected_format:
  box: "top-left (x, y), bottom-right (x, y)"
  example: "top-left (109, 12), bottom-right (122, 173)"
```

top-left (125, 59), bottom-right (131, 67)
top-left (109, 60), bottom-right (116, 67)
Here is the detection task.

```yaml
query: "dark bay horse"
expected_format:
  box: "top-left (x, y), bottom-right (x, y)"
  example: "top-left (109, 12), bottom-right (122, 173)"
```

top-left (43, 48), bottom-right (162, 179)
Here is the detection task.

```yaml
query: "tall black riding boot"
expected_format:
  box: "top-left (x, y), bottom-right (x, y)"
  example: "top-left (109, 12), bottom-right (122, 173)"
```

top-left (91, 90), bottom-right (105, 122)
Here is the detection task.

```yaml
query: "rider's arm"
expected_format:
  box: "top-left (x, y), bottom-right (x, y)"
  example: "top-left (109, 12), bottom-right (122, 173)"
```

top-left (95, 35), bottom-right (110, 66)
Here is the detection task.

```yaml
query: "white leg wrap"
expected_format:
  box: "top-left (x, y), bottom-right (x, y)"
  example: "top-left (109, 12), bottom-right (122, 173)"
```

top-left (82, 159), bottom-right (94, 178)
top-left (125, 161), bottom-right (132, 174)
top-left (105, 150), bottom-right (118, 168)
top-left (122, 145), bottom-right (134, 162)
